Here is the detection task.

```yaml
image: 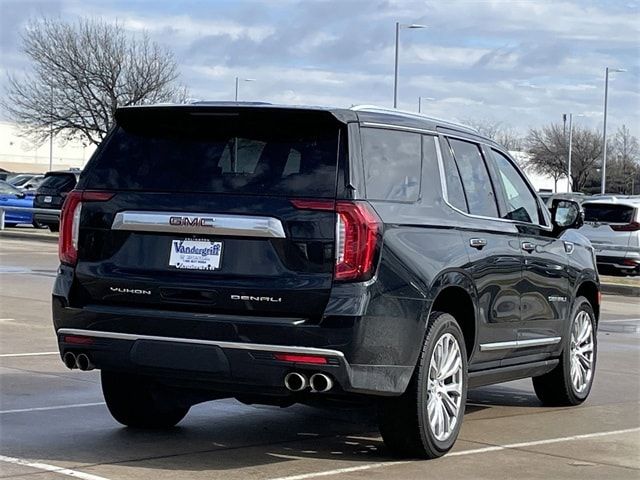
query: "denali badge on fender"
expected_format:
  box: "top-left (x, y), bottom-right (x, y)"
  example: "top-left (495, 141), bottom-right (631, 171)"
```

top-left (230, 295), bottom-right (282, 303)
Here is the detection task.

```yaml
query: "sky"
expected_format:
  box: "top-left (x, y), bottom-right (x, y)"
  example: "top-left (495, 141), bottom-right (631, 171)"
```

top-left (0, 0), bottom-right (638, 137)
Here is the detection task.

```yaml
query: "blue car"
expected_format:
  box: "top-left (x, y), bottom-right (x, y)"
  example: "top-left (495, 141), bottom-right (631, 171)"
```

top-left (0, 180), bottom-right (35, 226)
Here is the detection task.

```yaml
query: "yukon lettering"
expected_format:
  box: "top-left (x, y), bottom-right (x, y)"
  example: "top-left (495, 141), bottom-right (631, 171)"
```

top-left (109, 287), bottom-right (151, 295)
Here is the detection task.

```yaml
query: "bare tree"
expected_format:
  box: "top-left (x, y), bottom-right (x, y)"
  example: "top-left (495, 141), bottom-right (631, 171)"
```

top-left (3, 18), bottom-right (188, 146)
top-left (460, 118), bottom-right (523, 151)
top-left (525, 123), bottom-right (602, 192)
top-left (607, 125), bottom-right (640, 194)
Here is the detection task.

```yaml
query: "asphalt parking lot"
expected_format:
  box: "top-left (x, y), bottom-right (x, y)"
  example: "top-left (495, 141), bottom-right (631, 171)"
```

top-left (0, 236), bottom-right (638, 480)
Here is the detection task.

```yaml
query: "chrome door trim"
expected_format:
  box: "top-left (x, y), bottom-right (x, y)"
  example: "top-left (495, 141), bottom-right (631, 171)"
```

top-left (112, 211), bottom-right (286, 238)
top-left (57, 328), bottom-right (345, 358)
top-left (480, 337), bottom-right (562, 351)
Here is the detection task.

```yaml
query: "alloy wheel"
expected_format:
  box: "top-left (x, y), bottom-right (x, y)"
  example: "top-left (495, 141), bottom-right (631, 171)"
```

top-left (426, 333), bottom-right (463, 441)
top-left (570, 310), bottom-right (595, 394)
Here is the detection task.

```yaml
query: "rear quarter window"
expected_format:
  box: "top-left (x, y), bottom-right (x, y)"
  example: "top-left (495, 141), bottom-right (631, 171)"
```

top-left (361, 128), bottom-right (421, 202)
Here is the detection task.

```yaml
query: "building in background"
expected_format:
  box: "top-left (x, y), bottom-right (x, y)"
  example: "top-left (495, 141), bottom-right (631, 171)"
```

top-left (0, 121), bottom-right (96, 174)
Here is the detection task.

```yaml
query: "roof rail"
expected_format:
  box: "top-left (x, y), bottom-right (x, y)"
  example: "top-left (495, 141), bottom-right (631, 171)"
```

top-left (191, 101), bottom-right (273, 106)
top-left (350, 105), bottom-right (479, 133)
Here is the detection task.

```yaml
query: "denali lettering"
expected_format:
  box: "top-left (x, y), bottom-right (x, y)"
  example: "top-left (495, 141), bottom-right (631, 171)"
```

top-left (169, 216), bottom-right (215, 227)
top-left (230, 295), bottom-right (282, 303)
top-left (110, 287), bottom-right (151, 295)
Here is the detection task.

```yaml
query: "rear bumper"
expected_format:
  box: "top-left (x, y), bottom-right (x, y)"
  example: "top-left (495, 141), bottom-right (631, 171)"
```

top-left (56, 327), bottom-right (412, 397)
top-left (34, 212), bottom-right (59, 225)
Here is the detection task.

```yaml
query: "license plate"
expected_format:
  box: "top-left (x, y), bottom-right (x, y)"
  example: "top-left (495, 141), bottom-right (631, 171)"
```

top-left (43, 196), bottom-right (52, 203)
top-left (169, 239), bottom-right (223, 270)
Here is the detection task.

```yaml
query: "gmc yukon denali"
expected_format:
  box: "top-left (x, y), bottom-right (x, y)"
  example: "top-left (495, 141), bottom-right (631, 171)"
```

top-left (53, 103), bottom-right (599, 458)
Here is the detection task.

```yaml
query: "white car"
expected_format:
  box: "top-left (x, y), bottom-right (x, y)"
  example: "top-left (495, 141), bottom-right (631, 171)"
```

top-left (580, 197), bottom-right (640, 275)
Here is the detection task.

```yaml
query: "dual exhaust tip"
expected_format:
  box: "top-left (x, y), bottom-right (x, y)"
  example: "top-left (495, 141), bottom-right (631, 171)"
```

top-left (284, 372), bottom-right (333, 393)
top-left (63, 352), bottom-right (94, 371)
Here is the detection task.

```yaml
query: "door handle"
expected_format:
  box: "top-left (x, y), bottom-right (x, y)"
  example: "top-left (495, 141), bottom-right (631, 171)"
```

top-left (469, 238), bottom-right (487, 249)
top-left (521, 242), bottom-right (536, 253)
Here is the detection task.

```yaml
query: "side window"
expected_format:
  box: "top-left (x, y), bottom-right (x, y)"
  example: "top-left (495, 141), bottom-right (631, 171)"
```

top-left (447, 138), bottom-right (499, 217)
top-left (361, 128), bottom-right (421, 202)
top-left (491, 149), bottom-right (540, 224)
top-left (438, 137), bottom-right (468, 212)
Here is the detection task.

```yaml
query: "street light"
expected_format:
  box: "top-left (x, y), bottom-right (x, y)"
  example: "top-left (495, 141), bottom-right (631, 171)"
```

top-left (235, 77), bottom-right (256, 102)
top-left (564, 113), bottom-right (584, 192)
top-left (601, 67), bottom-right (626, 194)
top-left (418, 96), bottom-right (435, 113)
top-left (393, 22), bottom-right (427, 108)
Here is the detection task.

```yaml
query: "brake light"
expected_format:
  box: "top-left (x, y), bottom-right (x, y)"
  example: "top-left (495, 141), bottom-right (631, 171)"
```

top-left (334, 201), bottom-right (381, 282)
top-left (290, 199), bottom-right (381, 282)
top-left (59, 190), bottom-right (114, 265)
top-left (611, 222), bottom-right (640, 232)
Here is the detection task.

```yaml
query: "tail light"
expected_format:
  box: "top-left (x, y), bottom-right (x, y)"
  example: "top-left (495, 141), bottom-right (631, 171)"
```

top-left (59, 190), bottom-right (114, 265)
top-left (611, 222), bottom-right (640, 232)
top-left (291, 199), bottom-right (382, 282)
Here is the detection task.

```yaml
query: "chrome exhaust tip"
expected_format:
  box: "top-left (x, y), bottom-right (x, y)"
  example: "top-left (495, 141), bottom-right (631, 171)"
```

top-left (76, 353), bottom-right (94, 371)
top-left (284, 372), bottom-right (308, 392)
top-left (63, 351), bottom-right (77, 369)
top-left (309, 373), bottom-right (333, 393)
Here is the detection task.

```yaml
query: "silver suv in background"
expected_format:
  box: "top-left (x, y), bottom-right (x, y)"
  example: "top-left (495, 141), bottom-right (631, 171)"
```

top-left (580, 197), bottom-right (640, 275)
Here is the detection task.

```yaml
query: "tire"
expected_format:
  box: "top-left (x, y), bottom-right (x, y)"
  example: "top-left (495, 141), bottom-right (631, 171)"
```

top-left (532, 296), bottom-right (597, 406)
top-left (48, 224), bottom-right (59, 233)
top-left (101, 370), bottom-right (190, 428)
top-left (378, 312), bottom-right (468, 458)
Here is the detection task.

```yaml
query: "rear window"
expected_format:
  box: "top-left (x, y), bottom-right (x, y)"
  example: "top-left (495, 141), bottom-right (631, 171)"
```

top-left (584, 203), bottom-right (635, 224)
top-left (82, 109), bottom-right (343, 198)
top-left (40, 174), bottom-right (76, 191)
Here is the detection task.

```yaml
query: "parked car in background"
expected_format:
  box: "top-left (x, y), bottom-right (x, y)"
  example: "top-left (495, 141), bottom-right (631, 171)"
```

top-left (580, 197), bottom-right (640, 275)
top-left (0, 180), bottom-right (35, 227)
top-left (34, 170), bottom-right (80, 232)
top-left (9, 174), bottom-right (45, 192)
top-left (544, 192), bottom-right (588, 208)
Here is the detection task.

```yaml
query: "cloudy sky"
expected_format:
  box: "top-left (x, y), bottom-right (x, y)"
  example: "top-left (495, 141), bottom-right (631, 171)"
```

top-left (1, 0), bottom-right (638, 136)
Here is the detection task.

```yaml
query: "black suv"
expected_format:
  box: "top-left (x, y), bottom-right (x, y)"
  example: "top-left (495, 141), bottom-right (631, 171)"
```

top-left (34, 170), bottom-right (80, 232)
top-left (53, 104), bottom-right (599, 458)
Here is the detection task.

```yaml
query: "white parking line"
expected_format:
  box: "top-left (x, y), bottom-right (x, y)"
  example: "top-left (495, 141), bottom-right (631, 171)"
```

top-left (0, 351), bottom-right (59, 357)
top-left (0, 402), bottom-right (105, 414)
top-left (0, 454), bottom-right (110, 480)
top-left (267, 427), bottom-right (640, 480)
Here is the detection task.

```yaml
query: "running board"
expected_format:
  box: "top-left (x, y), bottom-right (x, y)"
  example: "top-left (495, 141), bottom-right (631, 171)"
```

top-left (468, 359), bottom-right (559, 389)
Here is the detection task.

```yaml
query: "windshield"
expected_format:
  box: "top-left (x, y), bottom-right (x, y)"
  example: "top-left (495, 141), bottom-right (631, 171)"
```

top-left (82, 109), bottom-right (343, 198)
top-left (0, 180), bottom-right (21, 196)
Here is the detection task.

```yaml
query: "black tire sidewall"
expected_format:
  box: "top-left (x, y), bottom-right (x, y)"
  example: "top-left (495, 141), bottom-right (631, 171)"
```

top-left (416, 313), bottom-right (468, 455)
top-left (562, 297), bottom-right (597, 403)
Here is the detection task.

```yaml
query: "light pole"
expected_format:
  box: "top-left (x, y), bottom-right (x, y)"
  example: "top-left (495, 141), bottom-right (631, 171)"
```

top-left (235, 77), bottom-right (256, 102)
top-left (564, 113), bottom-right (584, 192)
top-left (418, 96), bottom-right (435, 113)
top-left (601, 67), bottom-right (626, 194)
top-left (393, 22), bottom-right (427, 108)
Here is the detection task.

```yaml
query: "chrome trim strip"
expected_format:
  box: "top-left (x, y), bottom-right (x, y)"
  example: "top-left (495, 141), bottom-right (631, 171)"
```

top-left (57, 328), bottom-right (345, 358)
top-left (360, 122), bottom-right (438, 135)
top-left (480, 337), bottom-right (562, 351)
top-left (112, 211), bottom-right (286, 238)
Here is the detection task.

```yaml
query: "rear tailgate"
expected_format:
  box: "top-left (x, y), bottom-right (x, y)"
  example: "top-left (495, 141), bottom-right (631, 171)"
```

top-left (70, 107), bottom-right (346, 322)
top-left (580, 202), bottom-right (637, 256)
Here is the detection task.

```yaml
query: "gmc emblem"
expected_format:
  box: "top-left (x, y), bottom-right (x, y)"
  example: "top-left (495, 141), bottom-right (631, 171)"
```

top-left (169, 216), bottom-right (215, 227)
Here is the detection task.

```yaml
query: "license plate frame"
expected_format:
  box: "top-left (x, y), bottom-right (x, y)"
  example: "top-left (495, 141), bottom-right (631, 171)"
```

top-left (169, 239), bottom-right (223, 271)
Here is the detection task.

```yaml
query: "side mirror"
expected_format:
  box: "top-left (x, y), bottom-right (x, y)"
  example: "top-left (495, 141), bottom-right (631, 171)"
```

top-left (551, 199), bottom-right (583, 236)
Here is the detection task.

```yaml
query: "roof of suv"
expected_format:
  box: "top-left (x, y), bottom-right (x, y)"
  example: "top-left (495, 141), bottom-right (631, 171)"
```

top-left (116, 102), bottom-right (495, 146)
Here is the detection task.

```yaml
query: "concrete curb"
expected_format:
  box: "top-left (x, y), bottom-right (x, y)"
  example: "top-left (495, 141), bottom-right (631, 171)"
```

top-left (601, 282), bottom-right (640, 297)
top-left (0, 230), bottom-right (58, 243)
